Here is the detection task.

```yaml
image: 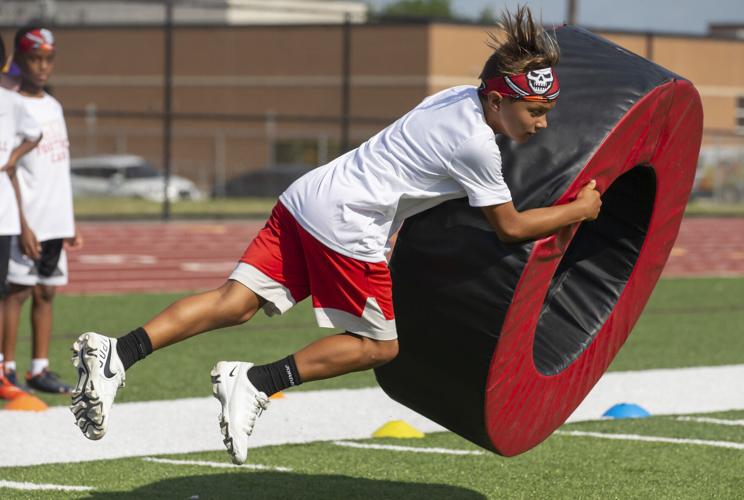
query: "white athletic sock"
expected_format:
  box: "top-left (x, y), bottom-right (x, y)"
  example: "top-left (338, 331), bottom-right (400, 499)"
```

top-left (30, 358), bottom-right (49, 376)
top-left (4, 360), bottom-right (16, 373)
top-left (0, 353), bottom-right (3, 363)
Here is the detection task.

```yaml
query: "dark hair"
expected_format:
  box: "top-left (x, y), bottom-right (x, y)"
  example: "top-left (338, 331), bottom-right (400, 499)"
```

top-left (479, 5), bottom-right (560, 80)
top-left (0, 36), bottom-right (5, 68)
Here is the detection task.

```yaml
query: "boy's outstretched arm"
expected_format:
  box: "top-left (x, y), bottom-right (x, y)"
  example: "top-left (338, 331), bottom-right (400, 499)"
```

top-left (482, 180), bottom-right (602, 243)
top-left (4, 136), bottom-right (42, 260)
top-left (1, 135), bottom-right (40, 174)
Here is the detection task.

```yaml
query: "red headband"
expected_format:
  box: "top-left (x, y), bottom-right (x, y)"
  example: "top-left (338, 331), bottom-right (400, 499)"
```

top-left (17, 28), bottom-right (55, 54)
top-left (479, 67), bottom-right (559, 103)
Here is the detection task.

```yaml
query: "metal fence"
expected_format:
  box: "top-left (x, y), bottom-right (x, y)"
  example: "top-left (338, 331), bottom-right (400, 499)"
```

top-left (4, 0), bottom-right (743, 217)
top-left (64, 108), bottom-right (391, 199)
top-left (696, 131), bottom-right (744, 203)
top-left (64, 120), bottom-right (744, 205)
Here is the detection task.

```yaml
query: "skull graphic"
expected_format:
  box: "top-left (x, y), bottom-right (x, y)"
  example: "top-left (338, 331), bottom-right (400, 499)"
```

top-left (526, 68), bottom-right (554, 95)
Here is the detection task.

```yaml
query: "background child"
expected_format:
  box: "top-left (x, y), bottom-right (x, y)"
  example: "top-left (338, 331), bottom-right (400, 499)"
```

top-left (3, 27), bottom-right (82, 395)
top-left (0, 36), bottom-right (42, 400)
top-left (70, 7), bottom-right (600, 465)
top-left (1, 59), bottom-right (22, 92)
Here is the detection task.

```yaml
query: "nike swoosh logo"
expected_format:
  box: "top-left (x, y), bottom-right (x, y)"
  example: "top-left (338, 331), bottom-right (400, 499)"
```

top-left (229, 365), bottom-right (237, 377)
top-left (103, 339), bottom-right (116, 378)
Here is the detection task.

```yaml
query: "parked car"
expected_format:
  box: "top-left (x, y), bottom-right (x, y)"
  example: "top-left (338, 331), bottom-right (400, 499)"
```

top-left (691, 147), bottom-right (744, 203)
top-left (217, 165), bottom-right (314, 197)
top-left (70, 155), bottom-right (204, 202)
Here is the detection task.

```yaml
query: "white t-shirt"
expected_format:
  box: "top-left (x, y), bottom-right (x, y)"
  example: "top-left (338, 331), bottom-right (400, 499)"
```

top-left (15, 93), bottom-right (75, 241)
top-left (280, 85), bottom-right (512, 263)
top-left (0, 88), bottom-right (42, 236)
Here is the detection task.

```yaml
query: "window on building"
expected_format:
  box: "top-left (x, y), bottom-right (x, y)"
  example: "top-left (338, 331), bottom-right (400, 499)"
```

top-left (274, 138), bottom-right (344, 167)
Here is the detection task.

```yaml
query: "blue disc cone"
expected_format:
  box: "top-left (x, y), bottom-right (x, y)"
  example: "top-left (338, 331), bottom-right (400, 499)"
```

top-left (602, 403), bottom-right (651, 419)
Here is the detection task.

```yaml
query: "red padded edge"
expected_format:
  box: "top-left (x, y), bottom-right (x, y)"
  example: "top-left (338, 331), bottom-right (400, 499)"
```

top-left (484, 80), bottom-right (704, 456)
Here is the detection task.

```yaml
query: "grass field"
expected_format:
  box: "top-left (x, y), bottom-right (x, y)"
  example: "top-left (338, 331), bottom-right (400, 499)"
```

top-left (2, 277), bottom-right (744, 498)
top-left (12, 276), bottom-right (743, 407)
top-left (72, 196), bottom-right (744, 220)
top-left (2, 408), bottom-right (744, 499)
top-left (73, 197), bottom-right (278, 220)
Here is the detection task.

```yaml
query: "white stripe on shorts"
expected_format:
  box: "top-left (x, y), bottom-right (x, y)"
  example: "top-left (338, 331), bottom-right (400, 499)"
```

top-left (314, 297), bottom-right (397, 341)
top-left (7, 237), bottom-right (68, 287)
top-left (229, 262), bottom-right (397, 341)
top-left (229, 262), bottom-right (295, 316)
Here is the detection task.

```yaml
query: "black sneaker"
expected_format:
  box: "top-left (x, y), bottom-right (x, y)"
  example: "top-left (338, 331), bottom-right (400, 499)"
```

top-left (5, 369), bottom-right (30, 391)
top-left (26, 369), bottom-right (72, 394)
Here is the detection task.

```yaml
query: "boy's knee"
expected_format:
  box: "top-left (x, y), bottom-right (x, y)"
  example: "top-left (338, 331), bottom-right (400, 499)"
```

top-left (218, 280), bottom-right (262, 325)
top-left (363, 337), bottom-right (399, 366)
top-left (7, 285), bottom-right (32, 303)
top-left (33, 285), bottom-right (56, 302)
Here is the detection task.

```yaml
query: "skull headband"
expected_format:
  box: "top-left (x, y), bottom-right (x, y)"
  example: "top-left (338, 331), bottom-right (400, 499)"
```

top-left (17, 29), bottom-right (55, 54)
top-left (479, 67), bottom-right (559, 103)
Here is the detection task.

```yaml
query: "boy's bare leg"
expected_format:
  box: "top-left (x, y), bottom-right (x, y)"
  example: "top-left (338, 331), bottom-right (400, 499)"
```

top-left (30, 284), bottom-right (55, 360)
top-left (71, 279), bottom-right (263, 440)
top-left (294, 333), bottom-right (399, 382)
top-left (211, 316), bottom-right (398, 465)
top-left (2, 285), bottom-right (32, 369)
top-left (0, 305), bottom-right (26, 400)
top-left (25, 284), bottom-right (72, 393)
top-left (142, 279), bottom-right (398, 380)
top-left (143, 279), bottom-right (264, 350)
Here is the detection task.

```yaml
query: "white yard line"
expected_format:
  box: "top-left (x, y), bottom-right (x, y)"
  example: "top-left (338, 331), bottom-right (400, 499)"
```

top-left (676, 416), bottom-right (744, 426)
top-left (0, 388), bottom-right (444, 468)
top-left (333, 440), bottom-right (484, 455)
top-left (556, 430), bottom-right (744, 451)
top-left (567, 364), bottom-right (744, 423)
top-left (1, 364), bottom-right (744, 467)
top-left (142, 457), bottom-right (292, 472)
top-left (0, 480), bottom-right (93, 492)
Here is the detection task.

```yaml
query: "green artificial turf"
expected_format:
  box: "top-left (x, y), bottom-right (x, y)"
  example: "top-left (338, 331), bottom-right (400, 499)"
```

top-left (72, 196), bottom-right (744, 221)
top-left (609, 277), bottom-right (744, 371)
top-left (1, 409), bottom-right (743, 499)
top-left (74, 197), bottom-right (277, 220)
top-left (7, 277), bottom-right (744, 407)
top-left (3, 278), bottom-right (743, 498)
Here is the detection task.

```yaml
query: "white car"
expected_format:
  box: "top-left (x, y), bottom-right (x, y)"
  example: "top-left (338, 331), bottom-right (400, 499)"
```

top-left (70, 155), bottom-right (204, 202)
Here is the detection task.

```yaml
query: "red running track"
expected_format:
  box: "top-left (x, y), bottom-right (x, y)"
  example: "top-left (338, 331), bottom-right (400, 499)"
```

top-left (63, 217), bottom-right (744, 295)
top-left (65, 221), bottom-right (264, 294)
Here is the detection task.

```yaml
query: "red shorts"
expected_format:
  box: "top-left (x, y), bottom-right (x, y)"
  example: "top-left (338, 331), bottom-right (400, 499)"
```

top-left (230, 202), bottom-right (397, 340)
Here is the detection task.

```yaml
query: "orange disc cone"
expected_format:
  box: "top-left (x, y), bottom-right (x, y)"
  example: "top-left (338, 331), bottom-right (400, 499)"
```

top-left (4, 393), bottom-right (48, 411)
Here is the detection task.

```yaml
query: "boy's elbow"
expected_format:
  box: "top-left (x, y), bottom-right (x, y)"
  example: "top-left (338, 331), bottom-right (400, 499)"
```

top-left (483, 203), bottom-right (526, 243)
top-left (494, 222), bottom-right (525, 243)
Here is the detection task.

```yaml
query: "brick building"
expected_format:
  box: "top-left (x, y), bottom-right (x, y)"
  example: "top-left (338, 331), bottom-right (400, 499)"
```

top-left (1, 20), bottom-right (742, 193)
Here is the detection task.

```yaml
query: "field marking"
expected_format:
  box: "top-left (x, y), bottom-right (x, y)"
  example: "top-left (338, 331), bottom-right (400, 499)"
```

top-left (142, 457), bottom-right (292, 472)
top-left (676, 416), bottom-right (744, 426)
top-left (77, 254), bottom-right (158, 265)
top-left (333, 440), bottom-right (485, 455)
top-left (3, 364), bottom-right (744, 467)
top-left (0, 479), bottom-right (93, 491)
top-left (180, 262), bottom-right (236, 273)
top-left (568, 364), bottom-right (744, 423)
top-left (557, 430), bottom-right (744, 450)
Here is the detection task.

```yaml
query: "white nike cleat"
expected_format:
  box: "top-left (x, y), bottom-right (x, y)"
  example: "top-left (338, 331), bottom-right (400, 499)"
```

top-left (211, 361), bottom-right (270, 465)
top-left (70, 332), bottom-right (125, 440)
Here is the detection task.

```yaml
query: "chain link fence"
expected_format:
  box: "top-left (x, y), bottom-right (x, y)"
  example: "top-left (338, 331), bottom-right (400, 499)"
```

top-left (695, 131), bottom-right (744, 203)
top-left (3, 0), bottom-right (742, 216)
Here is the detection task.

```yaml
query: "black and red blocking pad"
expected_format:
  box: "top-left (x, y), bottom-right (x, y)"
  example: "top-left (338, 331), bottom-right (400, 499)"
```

top-left (375, 26), bottom-right (703, 456)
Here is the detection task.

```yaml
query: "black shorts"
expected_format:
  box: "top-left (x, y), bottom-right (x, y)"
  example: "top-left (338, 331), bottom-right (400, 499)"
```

top-left (0, 235), bottom-right (10, 296)
top-left (38, 239), bottom-right (64, 277)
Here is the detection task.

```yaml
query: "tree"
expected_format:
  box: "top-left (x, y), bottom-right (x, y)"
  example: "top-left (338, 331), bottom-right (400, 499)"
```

top-left (379, 0), bottom-right (454, 19)
top-left (478, 7), bottom-right (496, 25)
